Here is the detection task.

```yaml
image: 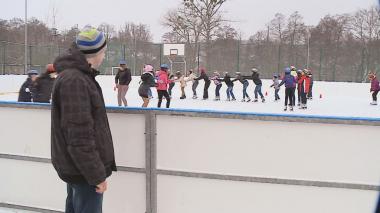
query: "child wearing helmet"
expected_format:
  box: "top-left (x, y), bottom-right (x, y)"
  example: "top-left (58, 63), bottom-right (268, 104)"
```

top-left (18, 70), bottom-right (39, 102)
top-left (279, 67), bottom-right (297, 111)
top-left (250, 68), bottom-right (265, 103)
top-left (270, 74), bottom-right (280, 101)
top-left (210, 71), bottom-right (223, 101)
top-left (298, 70), bottom-right (311, 109)
top-left (233, 72), bottom-right (251, 102)
top-left (156, 64), bottom-right (171, 108)
top-left (139, 64), bottom-right (156, 107)
top-left (187, 69), bottom-right (199, 99)
top-left (174, 71), bottom-right (188, 99)
top-left (32, 64), bottom-right (56, 103)
top-left (222, 72), bottom-right (236, 101)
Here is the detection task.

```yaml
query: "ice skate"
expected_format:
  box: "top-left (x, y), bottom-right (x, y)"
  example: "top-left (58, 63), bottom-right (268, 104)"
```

top-left (231, 98), bottom-right (236, 101)
top-left (370, 101), bottom-right (378, 105)
top-left (290, 106), bottom-right (294, 111)
top-left (192, 95), bottom-right (198, 99)
top-left (241, 99), bottom-right (246, 102)
top-left (214, 97), bottom-right (220, 101)
top-left (246, 98), bottom-right (251, 102)
top-left (226, 98), bottom-right (231, 101)
top-left (253, 99), bottom-right (258, 103)
top-left (284, 106), bottom-right (287, 111)
top-left (262, 98), bottom-right (266, 103)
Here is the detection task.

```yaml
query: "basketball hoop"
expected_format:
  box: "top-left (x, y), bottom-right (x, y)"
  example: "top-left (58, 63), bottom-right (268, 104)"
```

top-left (163, 43), bottom-right (186, 74)
top-left (169, 54), bottom-right (177, 62)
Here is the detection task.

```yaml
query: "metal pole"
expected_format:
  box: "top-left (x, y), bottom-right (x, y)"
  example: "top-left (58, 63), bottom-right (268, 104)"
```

top-left (307, 30), bottom-right (310, 69)
top-left (133, 31), bottom-right (137, 76)
top-left (2, 42), bottom-right (6, 75)
top-left (237, 39), bottom-right (240, 72)
top-left (197, 43), bottom-right (200, 74)
top-left (123, 44), bottom-right (126, 60)
top-left (24, 0), bottom-right (28, 74)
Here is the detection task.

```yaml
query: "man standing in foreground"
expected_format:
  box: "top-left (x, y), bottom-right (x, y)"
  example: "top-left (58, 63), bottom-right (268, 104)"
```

top-left (51, 26), bottom-right (117, 213)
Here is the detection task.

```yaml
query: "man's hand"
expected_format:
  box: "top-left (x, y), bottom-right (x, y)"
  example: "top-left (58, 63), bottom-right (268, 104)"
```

top-left (96, 181), bottom-right (107, 194)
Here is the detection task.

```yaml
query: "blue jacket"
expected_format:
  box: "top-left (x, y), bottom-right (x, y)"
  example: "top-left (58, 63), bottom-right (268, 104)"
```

top-left (279, 74), bottom-right (297, 88)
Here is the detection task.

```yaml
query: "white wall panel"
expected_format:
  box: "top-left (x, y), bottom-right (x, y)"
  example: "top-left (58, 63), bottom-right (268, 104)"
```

top-left (158, 175), bottom-right (378, 213)
top-left (157, 115), bottom-right (380, 184)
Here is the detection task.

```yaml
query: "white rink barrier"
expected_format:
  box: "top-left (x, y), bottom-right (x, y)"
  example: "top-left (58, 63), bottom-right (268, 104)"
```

top-left (0, 101), bottom-right (379, 213)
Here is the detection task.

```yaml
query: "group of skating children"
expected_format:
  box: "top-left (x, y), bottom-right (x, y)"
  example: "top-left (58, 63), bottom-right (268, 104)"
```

top-left (17, 61), bottom-right (380, 111)
top-left (137, 63), bottom-right (315, 111)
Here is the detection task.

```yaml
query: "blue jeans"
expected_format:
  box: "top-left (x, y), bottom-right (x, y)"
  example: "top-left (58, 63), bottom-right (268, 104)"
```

top-left (66, 183), bottom-right (103, 213)
top-left (148, 88), bottom-right (152, 98)
top-left (215, 84), bottom-right (222, 97)
top-left (254, 85), bottom-right (264, 99)
top-left (275, 89), bottom-right (280, 100)
top-left (192, 80), bottom-right (199, 96)
top-left (226, 86), bottom-right (235, 100)
top-left (243, 82), bottom-right (250, 99)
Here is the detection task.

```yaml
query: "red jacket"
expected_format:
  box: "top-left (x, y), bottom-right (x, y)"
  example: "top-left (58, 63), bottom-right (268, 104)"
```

top-left (156, 70), bottom-right (169, 91)
top-left (298, 75), bottom-right (311, 93)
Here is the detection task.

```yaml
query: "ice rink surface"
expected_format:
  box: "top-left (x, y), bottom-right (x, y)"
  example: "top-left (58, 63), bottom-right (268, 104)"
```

top-left (0, 75), bottom-right (378, 118)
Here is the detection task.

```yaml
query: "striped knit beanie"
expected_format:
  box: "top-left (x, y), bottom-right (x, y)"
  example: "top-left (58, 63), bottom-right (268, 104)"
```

top-left (76, 25), bottom-right (107, 56)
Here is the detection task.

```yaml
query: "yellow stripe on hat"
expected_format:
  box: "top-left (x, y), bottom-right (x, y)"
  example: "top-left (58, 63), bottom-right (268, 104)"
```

top-left (79, 28), bottom-right (98, 40)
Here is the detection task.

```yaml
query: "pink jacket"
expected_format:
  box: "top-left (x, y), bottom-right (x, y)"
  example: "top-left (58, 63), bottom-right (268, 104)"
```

top-left (156, 70), bottom-right (169, 91)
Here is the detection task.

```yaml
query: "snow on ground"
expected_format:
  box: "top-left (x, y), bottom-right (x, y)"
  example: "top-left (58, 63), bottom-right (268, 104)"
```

top-left (0, 75), bottom-right (378, 118)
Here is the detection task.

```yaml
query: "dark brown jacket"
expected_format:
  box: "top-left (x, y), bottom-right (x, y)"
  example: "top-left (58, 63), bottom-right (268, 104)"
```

top-left (33, 72), bottom-right (55, 103)
top-left (51, 44), bottom-right (116, 186)
top-left (115, 68), bottom-right (132, 85)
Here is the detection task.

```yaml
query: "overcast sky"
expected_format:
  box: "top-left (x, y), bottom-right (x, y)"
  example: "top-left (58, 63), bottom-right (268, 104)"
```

top-left (1, 0), bottom-right (376, 42)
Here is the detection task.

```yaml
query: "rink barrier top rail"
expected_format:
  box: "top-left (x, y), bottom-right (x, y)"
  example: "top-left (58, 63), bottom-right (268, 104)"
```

top-left (1, 100), bottom-right (380, 126)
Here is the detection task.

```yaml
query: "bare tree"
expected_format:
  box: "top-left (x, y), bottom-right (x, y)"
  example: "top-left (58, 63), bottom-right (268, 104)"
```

top-left (286, 11), bottom-right (306, 66)
top-left (351, 6), bottom-right (380, 81)
top-left (183, 0), bottom-right (227, 69)
top-left (269, 13), bottom-right (287, 73)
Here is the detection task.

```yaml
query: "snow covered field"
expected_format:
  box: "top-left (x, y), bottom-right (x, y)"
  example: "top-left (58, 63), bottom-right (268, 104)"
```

top-left (0, 75), bottom-right (378, 118)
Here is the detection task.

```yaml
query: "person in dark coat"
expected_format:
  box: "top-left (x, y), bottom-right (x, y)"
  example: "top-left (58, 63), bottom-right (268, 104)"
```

top-left (222, 72), bottom-right (236, 101)
top-left (32, 64), bottom-right (56, 103)
top-left (233, 72), bottom-right (251, 102)
top-left (250, 68), bottom-right (265, 103)
top-left (168, 74), bottom-right (176, 97)
top-left (114, 60), bottom-right (132, 107)
top-left (307, 70), bottom-right (314, 100)
top-left (139, 64), bottom-right (156, 107)
top-left (194, 68), bottom-right (211, 100)
top-left (51, 26), bottom-right (116, 213)
top-left (279, 67), bottom-right (297, 111)
top-left (18, 70), bottom-right (39, 102)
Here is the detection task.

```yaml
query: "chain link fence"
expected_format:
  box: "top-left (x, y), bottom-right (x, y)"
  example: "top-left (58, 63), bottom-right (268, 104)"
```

top-left (0, 40), bottom-right (368, 82)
